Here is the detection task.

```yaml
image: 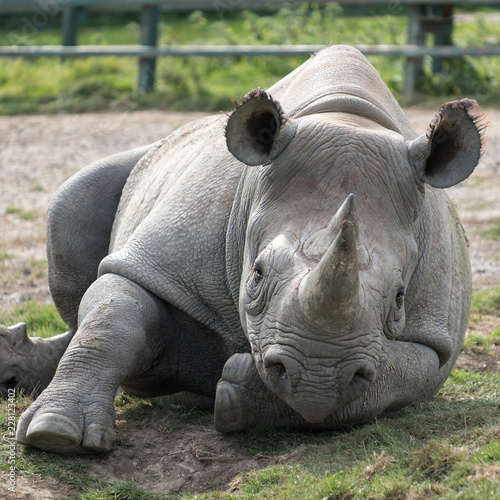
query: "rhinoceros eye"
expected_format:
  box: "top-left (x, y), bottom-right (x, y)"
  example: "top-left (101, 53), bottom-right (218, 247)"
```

top-left (252, 264), bottom-right (263, 283)
top-left (396, 288), bottom-right (405, 309)
top-left (244, 263), bottom-right (267, 315)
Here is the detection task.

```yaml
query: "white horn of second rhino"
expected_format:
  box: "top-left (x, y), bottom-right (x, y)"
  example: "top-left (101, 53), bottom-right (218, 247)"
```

top-left (299, 198), bottom-right (363, 328)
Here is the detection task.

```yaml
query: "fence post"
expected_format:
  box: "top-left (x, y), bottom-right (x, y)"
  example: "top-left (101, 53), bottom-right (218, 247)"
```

top-left (431, 4), bottom-right (453, 73)
top-left (138, 4), bottom-right (160, 91)
top-left (404, 5), bottom-right (425, 97)
top-left (62, 6), bottom-right (81, 46)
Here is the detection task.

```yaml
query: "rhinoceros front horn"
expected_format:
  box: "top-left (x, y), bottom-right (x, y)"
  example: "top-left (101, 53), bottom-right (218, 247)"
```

top-left (299, 195), bottom-right (363, 329)
top-left (226, 88), bottom-right (296, 166)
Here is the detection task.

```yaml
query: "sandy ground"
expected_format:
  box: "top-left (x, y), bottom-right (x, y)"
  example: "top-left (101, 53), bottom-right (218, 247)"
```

top-left (0, 107), bottom-right (499, 498)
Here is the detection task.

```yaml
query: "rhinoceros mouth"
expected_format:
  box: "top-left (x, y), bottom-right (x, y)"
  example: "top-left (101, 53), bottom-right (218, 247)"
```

top-left (254, 338), bottom-right (378, 422)
top-left (292, 370), bottom-right (374, 424)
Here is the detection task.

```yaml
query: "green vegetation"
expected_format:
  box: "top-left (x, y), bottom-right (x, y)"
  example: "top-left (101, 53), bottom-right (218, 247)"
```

top-left (0, 301), bottom-right (67, 338)
top-left (5, 206), bottom-right (38, 220)
top-left (0, 299), bottom-right (499, 498)
top-left (480, 218), bottom-right (500, 240)
top-left (471, 285), bottom-right (500, 315)
top-left (74, 484), bottom-right (166, 500)
top-left (0, 368), bottom-right (498, 499)
top-left (1, 5), bottom-right (500, 114)
top-left (467, 286), bottom-right (500, 354)
top-left (462, 332), bottom-right (495, 354)
top-left (0, 250), bottom-right (12, 260)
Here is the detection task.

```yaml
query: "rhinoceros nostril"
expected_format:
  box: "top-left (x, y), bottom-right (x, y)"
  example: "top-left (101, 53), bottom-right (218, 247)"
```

top-left (265, 362), bottom-right (290, 394)
top-left (343, 365), bottom-right (375, 404)
top-left (267, 362), bottom-right (287, 381)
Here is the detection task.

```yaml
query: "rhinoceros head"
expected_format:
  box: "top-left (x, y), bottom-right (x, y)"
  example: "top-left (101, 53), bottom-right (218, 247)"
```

top-left (225, 89), bottom-right (486, 423)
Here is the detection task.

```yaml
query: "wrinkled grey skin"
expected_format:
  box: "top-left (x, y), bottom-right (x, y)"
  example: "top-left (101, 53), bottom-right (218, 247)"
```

top-left (9, 46), bottom-right (486, 454)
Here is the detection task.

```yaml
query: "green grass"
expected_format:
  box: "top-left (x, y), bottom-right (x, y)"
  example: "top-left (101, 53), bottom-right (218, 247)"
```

top-left (480, 218), bottom-right (500, 241)
top-left (5, 206), bottom-right (38, 220)
top-left (1, 6), bottom-right (500, 114)
top-left (0, 285), bottom-right (499, 498)
top-left (74, 483), bottom-right (167, 500)
top-left (462, 333), bottom-right (494, 354)
top-left (0, 301), bottom-right (67, 338)
top-left (228, 373), bottom-right (500, 499)
top-left (2, 368), bottom-right (498, 499)
top-left (471, 286), bottom-right (500, 315)
top-left (0, 298), bottom-right (499, 497)
top-left (0, 250), bottom-right (12, 260)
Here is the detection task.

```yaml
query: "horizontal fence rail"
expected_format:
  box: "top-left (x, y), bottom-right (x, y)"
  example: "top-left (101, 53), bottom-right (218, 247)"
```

top-left (3, 44), bottom-right (500, 58)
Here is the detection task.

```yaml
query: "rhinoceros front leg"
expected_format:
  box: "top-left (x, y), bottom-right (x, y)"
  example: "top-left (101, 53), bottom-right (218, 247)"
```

top-left (16, 273), bottom-right (170, 454)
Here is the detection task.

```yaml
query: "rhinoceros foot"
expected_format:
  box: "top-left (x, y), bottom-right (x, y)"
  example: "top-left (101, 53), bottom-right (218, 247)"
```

top-left (18, 408), bottom-right (114, 454)
top-left (214, 353), bottom-right (254, 432)
top-left (17, 377), bottom-right (116, 454)
top-left (215, 352), bottom-right (307, 432)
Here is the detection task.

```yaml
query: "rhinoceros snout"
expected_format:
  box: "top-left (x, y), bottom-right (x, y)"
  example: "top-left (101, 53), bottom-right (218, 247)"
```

top-left (262, 347), bottom-right (377, 423)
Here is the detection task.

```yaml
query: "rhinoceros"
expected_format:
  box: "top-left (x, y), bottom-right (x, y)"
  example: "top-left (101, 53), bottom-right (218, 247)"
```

top-left (5, 46), bottom-right (486, 454)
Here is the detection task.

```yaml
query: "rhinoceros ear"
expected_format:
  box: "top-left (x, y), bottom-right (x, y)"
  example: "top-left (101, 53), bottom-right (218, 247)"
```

top-left (226, 88), bottom-right (296, 166)
top-left (408, 99), bottom-right (488, 188)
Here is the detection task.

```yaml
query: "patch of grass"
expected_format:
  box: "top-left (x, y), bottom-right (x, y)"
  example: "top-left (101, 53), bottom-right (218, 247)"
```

top-left (0, 300), bottom-right (67, 338)
top-left (29, 259), bottom-right (47, 269)
top-left (115, 393), bottom-right (213, 436)
top-left (29, 184), bottom-right (44, 192)
top-left (462, 333), bottom-right (494, 354)
top-left (0, 250), bottom-right (12, 260)
top-left (228, 370), bottom-right (500, 499)
top-left (27, 259), bottom-right (47, 278)
top-left (410, 439), bottom-right (466, 481)
top-left (1, 297), bottom-right (498, 499)
top-left (480, 218), bottom-right (500, 240)
top-left (75, 482), bottom-right (167, 500)
top-left (235, 427), bottom-right (328, 456)
top-left (471, 286), bottom-right (500, 314)
top-left (5, 206), bottom-right (38, 220)
top-left (0, 367), bottom-right (499, 499)
top-left (491, 328), bottom-right (500, 343)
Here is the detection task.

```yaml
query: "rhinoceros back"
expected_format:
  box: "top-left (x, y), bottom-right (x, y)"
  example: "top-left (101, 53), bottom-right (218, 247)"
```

top-left (268, 45), bottom-right (416, 139)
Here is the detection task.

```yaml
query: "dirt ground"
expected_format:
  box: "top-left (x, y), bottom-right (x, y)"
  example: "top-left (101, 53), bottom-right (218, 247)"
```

top-left (1, 107), bottom-right (499, 498)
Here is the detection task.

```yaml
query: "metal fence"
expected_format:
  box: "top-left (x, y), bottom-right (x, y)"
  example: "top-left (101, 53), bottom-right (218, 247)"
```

top-left (1, 0), bottom-right (499, 96)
